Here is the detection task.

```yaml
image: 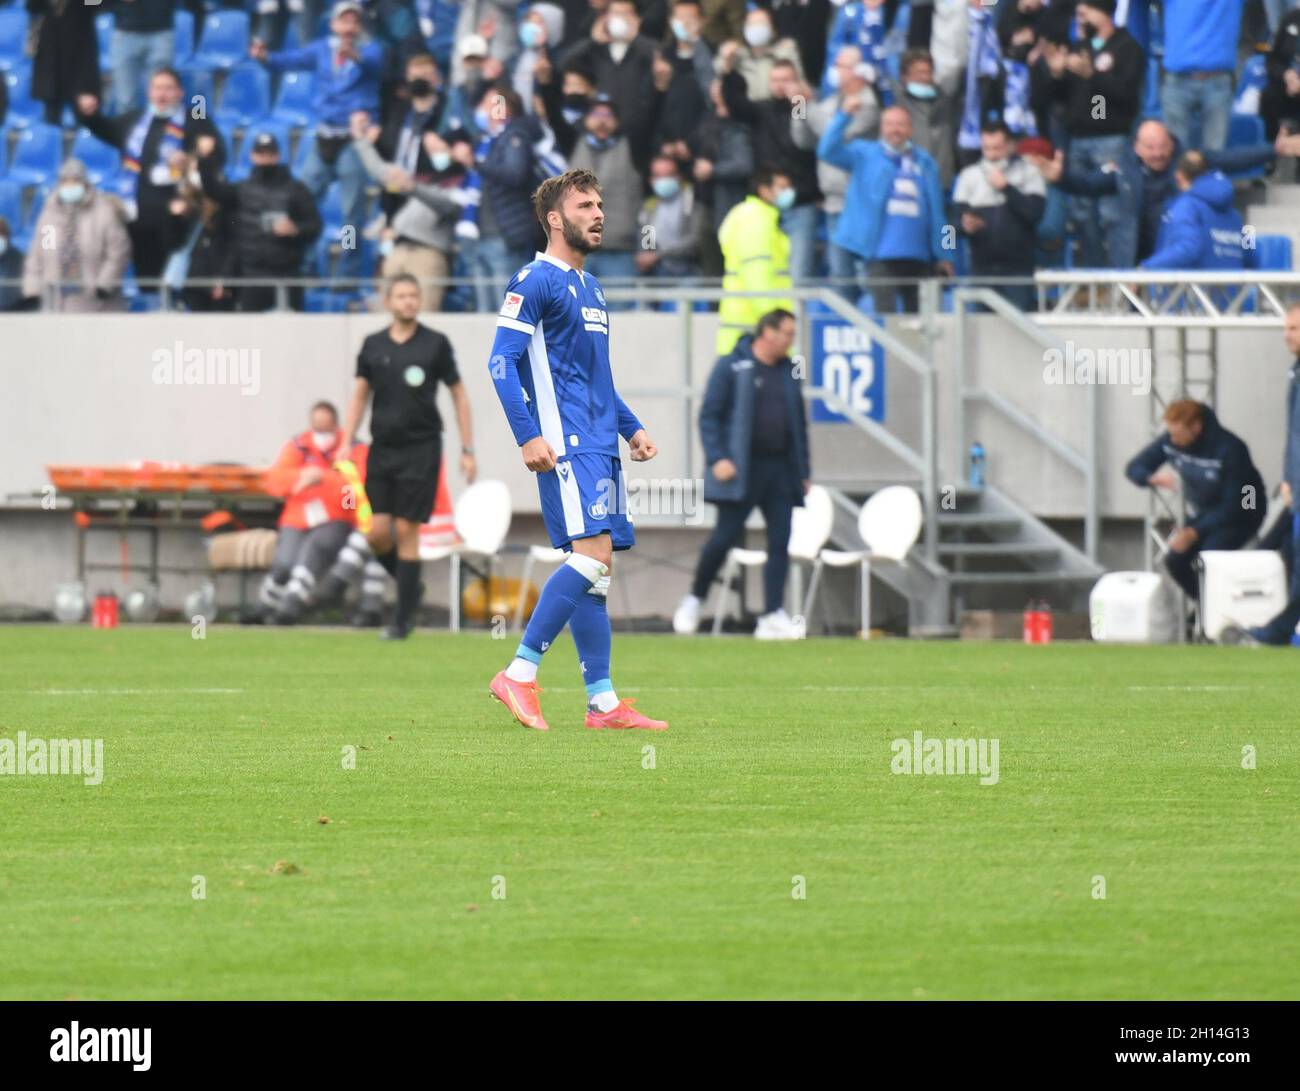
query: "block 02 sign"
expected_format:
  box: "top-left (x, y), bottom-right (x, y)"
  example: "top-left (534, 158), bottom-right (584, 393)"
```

top-left (809, 310), bottom-right (886, 423)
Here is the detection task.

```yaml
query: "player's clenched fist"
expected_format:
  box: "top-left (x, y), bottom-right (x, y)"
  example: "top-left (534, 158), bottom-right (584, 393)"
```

top-left (521, 436), bottom-right (557, 473)
top-left (628, 430), bottom-right (657, 462)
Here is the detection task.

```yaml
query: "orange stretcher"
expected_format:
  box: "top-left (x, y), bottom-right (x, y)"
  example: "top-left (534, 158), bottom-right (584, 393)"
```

top-left (47, 461), bottom-right (270, 495)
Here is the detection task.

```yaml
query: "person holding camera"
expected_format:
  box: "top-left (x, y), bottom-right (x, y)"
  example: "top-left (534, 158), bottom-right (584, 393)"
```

top-left (195, 131), bottom-right (322, 312)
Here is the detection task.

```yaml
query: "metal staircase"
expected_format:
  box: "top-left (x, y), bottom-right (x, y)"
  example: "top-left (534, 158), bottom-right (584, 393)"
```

top-left (805, 286), bottom-right (1103, 635)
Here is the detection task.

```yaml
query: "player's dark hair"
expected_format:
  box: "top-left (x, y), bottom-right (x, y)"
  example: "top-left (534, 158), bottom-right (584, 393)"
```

top-left (311, 400), bottom-right (339, 422)
top-left (386, 272), bottom-right (421, 296)
top-left (756, 308), bottom-right (795, 336)
top-left (534, 169), bottom-right (603, 231)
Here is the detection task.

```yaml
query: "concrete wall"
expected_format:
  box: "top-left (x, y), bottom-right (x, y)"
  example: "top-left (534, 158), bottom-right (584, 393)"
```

top-left (1, 309), bottom-right (1293, 615)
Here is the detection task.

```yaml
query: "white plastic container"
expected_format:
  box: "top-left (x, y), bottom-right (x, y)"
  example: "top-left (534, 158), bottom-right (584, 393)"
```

top-left (1198, 550), bottom-right (1287, 642)
top-left (1089, 571), bottom-right (1180, 643)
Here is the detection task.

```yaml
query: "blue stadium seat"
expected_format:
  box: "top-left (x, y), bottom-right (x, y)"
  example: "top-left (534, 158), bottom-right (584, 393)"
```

top-left (1234, 55), bottom-right (1267, 116)
top-left (1224, 114), bottom-right (1268, 179)
top-left (1228, 113), bottom-right (1265, 148)
top-left (8, 124), bottom-right (64, 188)
top-left (3, 65), bottom-right (45, 128)
top-left (175, 9), bottom-right (196, 64)
top-left (69, 129), bottom-right (122, 188)
top-left (319, 181), bottom-right (344, 233)
top-left (177, 65), bottom-right (217, 118)
top-left (0, 179), bottom-right (22, 231)
top-left (1143, 54), bottom-right (1162, 120)
top-left (1256, 234), bottom-right (1293, 271)
top-left (270, 69), bottom-right (315, 127)
top-left (190, 10), bottom-right (251, 72)
top-left (216, 62), bottom-right (272, 128)
top-left (0, 9), bottom-right (28, 70)
top-left (228, 120), bottom-right (292, 180)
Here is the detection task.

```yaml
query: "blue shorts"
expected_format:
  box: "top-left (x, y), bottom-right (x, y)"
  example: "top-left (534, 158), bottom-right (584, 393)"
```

top-left (538, 452), bottom-right (635, 552)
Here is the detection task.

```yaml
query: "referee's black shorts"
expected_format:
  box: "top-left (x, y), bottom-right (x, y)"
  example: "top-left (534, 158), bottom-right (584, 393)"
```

top-left (366, 440), bottom-right (442, 524)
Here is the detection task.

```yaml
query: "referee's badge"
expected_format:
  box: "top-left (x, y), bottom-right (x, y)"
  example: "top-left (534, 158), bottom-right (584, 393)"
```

top-left (404, 365), bottom-right (425, 386)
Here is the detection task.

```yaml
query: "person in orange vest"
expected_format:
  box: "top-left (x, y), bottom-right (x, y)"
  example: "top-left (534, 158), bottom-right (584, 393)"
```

top-left (257, 400), bottom-right (361, 624)
top-left (317, 440), bottom-right (391, 627)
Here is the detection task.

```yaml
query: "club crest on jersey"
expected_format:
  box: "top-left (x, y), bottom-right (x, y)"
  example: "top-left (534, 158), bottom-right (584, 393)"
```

top-left (594, 286), bottom-right (606, 305)
top-left (588, 499), bottom-right (608, 519)
top-left (500, 291), bottom-right (524, 319)
top-left (582, 306), bottom-right (609, 334)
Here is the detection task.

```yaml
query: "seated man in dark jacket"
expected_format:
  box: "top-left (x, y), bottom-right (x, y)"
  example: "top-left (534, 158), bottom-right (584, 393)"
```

top-left (1125, 399), bottom-right (1266, 600)
top-left (196, 131), bottom-right (322, 312)
top-left (952, 120), bottom-right (1046, 311)
top-left (673, 308), bottom-right (811, 639)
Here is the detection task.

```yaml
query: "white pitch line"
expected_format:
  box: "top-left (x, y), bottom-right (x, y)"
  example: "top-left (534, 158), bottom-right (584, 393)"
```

top-left (12, 688), bottom-right (246, 696)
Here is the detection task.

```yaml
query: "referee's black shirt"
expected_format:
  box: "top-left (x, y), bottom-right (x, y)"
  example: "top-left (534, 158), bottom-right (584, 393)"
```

top-left (357, 325), bottom-right (461, 447)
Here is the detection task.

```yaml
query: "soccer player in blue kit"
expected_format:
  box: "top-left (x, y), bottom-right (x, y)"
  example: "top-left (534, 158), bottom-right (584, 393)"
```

top-left (486, 169), bottom-right (668, 733)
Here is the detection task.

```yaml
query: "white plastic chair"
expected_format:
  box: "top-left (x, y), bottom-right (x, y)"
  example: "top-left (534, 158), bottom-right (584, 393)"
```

top-left (421, 480), bottom-right (513, 631)
top-left (802, 485), bottom-right (922, 639)
top-left (711, 484), bottom-right (835, 636)
top-left (512, 543), bottom-right (567, 632)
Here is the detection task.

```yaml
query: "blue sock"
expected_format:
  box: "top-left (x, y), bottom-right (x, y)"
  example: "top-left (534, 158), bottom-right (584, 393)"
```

top-left (570, 580), bottom-right (613, 706)
top-left (517, 556), bottom-right (604, 663)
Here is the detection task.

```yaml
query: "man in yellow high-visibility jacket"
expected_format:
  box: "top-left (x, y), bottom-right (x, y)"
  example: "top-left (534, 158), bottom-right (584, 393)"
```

top-left (716, 167), bottom-right (795, 354)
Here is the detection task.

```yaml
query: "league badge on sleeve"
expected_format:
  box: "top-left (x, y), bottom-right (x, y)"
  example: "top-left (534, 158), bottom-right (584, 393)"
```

top-left (501, 292), bottom-right (525, 319)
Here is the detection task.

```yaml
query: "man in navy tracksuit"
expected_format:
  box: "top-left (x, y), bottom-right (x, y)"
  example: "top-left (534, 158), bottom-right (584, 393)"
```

top-left (1227, 303), bottom-right (1300, 645)
top-left (673, 309), bottom-right (811, 639)
top-left (1126, 400), bottom-right (1266, 600)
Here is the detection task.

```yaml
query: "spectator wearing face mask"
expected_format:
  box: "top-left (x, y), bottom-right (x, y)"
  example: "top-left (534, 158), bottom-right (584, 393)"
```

top-left (638, 154), bottom-right (703, 284)
top-left (467, 83), bottom-right (545, 310)
top-left (250, 2), bottom-right (386, 281)
top-left (510, 3), bottom-right (567, 108)
top-left (891, 49), bottom-right (957, 188)
top-left (792, 45), bottom-right (880, 296)
top-left (690, 77), bottom-right (756, 237)
top-left (22, 160), bottom-right (132, 313)
top-left (379, 52), bottom-right (449, 184)
top-left (1039, 0), bottom-right (1144, 268)
top-left (451, 0), bottom-right (526, 87)
top-left (952, 120), bottom-right (1046, 311)
top-left (350, 111), bottom-right (471, 311)
top-left (722, 5), bottom-right (805, 102)
top-left (716, 166), bottom-right (794, 352)
top-left (664, 0), bottom-right (717, 97)
top-left (0, 218), bottom-right (31, 312)
top-left (720, 55), bottom-right (821, 282)
top-left (818, 103), bottom-right (951, 314)
top-left (196, 131), bottom-right (323, 313)
top-left (568, 96), bottom-right (644, 297)
top-left (537, 62), bottom-right (601, 158)
top-left (560, 0), bottom-right (661, 146)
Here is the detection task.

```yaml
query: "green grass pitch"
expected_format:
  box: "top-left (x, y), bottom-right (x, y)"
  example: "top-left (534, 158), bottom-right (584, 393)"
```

top-left (1, 626), bottom-right (1297, 1000)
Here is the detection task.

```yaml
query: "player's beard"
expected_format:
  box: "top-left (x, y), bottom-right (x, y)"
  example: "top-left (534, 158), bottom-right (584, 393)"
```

top-left (559, 210), bottom-right (602, 254)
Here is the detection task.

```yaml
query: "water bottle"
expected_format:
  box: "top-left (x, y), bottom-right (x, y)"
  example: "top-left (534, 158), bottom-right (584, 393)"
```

top-left (969, 442), bottom-right (986, 490)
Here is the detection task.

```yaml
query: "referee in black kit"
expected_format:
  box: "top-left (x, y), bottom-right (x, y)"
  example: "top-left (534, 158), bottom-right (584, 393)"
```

top-left (342, 273), bottom-right (477, 639)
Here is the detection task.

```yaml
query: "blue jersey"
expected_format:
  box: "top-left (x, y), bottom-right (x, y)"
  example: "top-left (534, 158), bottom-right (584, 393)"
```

top-left (488, 251), bottom-right (643, 458)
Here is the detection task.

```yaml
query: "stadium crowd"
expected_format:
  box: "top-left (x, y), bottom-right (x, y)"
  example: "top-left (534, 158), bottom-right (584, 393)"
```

top-left (2, 0), bottom-right (1300, 314)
